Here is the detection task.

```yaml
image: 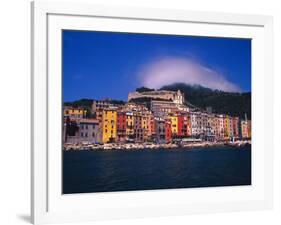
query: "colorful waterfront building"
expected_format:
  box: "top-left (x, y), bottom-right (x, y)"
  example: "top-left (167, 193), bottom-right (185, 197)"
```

top-left (201, 112), bottom-right (208, 137)
top-left (177, 114), bottom-right (191, 137)
top-left (217, 114), bottom-right (224, 140)
top-left (228, 116), bottom-right (234, 138)
top-left (190, 111), bottom-right (199, 137)
top-left (126, 112), bottom-right (134, 140)
top-left (95, 109), bottom-right (103, 122)
top-left (165, 118), bottom-right (172, 143)
top-left (147, 113), bottom-right (155, 140)
top-left (241, 119), bottom-right (251, 139)
top-left (102, 109), bottom-right (117, 143)
top-left (155, 118), bottom-right (165, 143)
top-left (212, 115), bottom-right (220, 140)
top-left (223, 115), bottom-right (230, 140)
top-left (186, 113), bottom-right (192, 136)
top-left (117, 111), bottom-right (126, 142)
top-left (134, 112), bottom-right (143, 142)
top-left (92, 100), bottom-right (121, 122)
top-left (141, 112), bottom-right (150, 141)
top-left (177, 114), bottom-right (184, 137)
top-left (64, 106), bottom-right (87, 120)
top-left (248, 121), bottom-right (251, 138)
top-left (169, 115), bottom-right (178, 136)
top-left (232, 117), bottom-right (240, 138)
top-left (206, 114), bottom-right (215, 141)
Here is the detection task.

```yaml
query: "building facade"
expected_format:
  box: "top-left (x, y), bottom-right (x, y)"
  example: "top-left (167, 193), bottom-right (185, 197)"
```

top-left (155, 118), bottom-right (165, 143)
top-left (169, 115), bottom-right (178, 136)
top-left (64, 107), bottom-right (87, 120)
top-left (177, 114), bottom-right (191, 137)
top-left (79, 119), bottom-right (101, 143)
top-left (128, 89), bottom-right (185, 104)
top-left (241, 120), bottom-right (251, 139)
top-left (134, 112), bottom-right (143, 142)
top-left (165, 118), bottom-right (172, 143)
top-left (102, 109), bottom-right (117, 143)
top-left (117, 111), bottom-right (126, 142)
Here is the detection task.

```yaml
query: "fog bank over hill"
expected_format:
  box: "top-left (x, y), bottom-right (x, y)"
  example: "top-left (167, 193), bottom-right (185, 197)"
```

top-left (138, 57), bottom-right (243, 92)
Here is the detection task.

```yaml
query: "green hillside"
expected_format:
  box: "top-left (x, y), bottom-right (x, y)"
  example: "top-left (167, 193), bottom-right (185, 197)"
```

top-left (160, 83), bottom-right (251, 119)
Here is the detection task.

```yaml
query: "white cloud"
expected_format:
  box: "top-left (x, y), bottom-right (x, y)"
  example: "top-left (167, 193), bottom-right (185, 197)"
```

top-left (138, 57), bottom-right (241, 92)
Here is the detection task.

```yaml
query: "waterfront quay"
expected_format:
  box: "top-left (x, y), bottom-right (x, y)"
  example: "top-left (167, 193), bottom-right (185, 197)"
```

top-left (63, 89), bottom-right (251, 149)
top-left (63, 140), bottom-right (251, 151)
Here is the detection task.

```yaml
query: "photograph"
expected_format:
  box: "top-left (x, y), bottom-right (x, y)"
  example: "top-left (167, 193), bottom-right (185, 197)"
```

top-left (62, 30), bottom-right (252, 194)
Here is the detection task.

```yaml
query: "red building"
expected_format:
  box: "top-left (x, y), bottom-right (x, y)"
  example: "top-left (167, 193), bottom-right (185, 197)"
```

top-left (165, 118), bottom-right (172, 143)
top-left (177, 114), bottom-right (191, 137)
top-left (134, 113), bottom-right (143, 142)
top-left (148, 115), bottom-right (156, 139)
top-left (117, 112), bottom-right (126, 142)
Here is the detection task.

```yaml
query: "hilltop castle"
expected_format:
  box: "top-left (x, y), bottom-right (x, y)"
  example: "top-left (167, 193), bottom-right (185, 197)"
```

top-left (128, 89), bottom-right (185, 105)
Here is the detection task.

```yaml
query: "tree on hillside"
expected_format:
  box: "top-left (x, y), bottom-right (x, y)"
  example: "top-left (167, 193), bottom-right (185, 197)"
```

top-left (136, 87), bottom-right (155, 92)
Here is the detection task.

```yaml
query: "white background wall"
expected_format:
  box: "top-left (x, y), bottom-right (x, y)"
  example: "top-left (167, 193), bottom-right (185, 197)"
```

top-left (0, 0), bottom-right (280, 224)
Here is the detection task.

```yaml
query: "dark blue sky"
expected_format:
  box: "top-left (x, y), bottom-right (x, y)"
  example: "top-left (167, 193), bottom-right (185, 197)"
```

top-left (63, 30), bottom-right (251, 102)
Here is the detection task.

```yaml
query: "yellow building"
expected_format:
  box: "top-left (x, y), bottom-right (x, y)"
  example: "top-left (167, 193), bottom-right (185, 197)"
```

top-left (141, 112), bottom-right (150, 141)
top-left (169, 115), bottom-right (178, 135)
top-left (64, 107), bottom-right (87, 120)
top-left (102, 109), bottom-right (117, 143)
top-left (126, 112), bottom-right (134, 137)
top-left (241, 120), bottom-right (251, 139)
top-left (144, 113), bottom-right (155, 139)
top-left (223, 115), bottom-right (230, 139)
top-left (141, 114), bottom-right (149, 130)
top-left (212, 116), bottom-right (220, 139)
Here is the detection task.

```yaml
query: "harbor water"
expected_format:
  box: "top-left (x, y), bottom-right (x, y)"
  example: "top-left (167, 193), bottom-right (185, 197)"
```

top-left (63, 145), bottom-right (251, 194)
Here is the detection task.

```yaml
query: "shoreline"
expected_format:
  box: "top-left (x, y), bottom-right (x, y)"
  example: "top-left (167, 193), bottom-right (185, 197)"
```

top-left (63, 140), bottom-right (251, 151)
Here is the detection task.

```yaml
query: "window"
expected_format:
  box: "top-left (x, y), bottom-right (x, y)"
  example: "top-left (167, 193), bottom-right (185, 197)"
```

top-left (92, 132), bottom-right (95, 137)
top-left (85, 133), bottom-right (88, 137)
top-left (81, 132), bottom-right (83, 137)
top-left (85, 125), bottom-right (88, 129)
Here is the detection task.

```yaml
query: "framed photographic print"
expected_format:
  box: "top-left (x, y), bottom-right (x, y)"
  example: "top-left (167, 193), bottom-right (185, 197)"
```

top-left (31, 1), bottom-right (273, 224)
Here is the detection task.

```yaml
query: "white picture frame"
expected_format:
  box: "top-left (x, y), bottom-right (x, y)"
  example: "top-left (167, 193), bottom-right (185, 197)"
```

top-left (31, 1), bottom-right (273, 224)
